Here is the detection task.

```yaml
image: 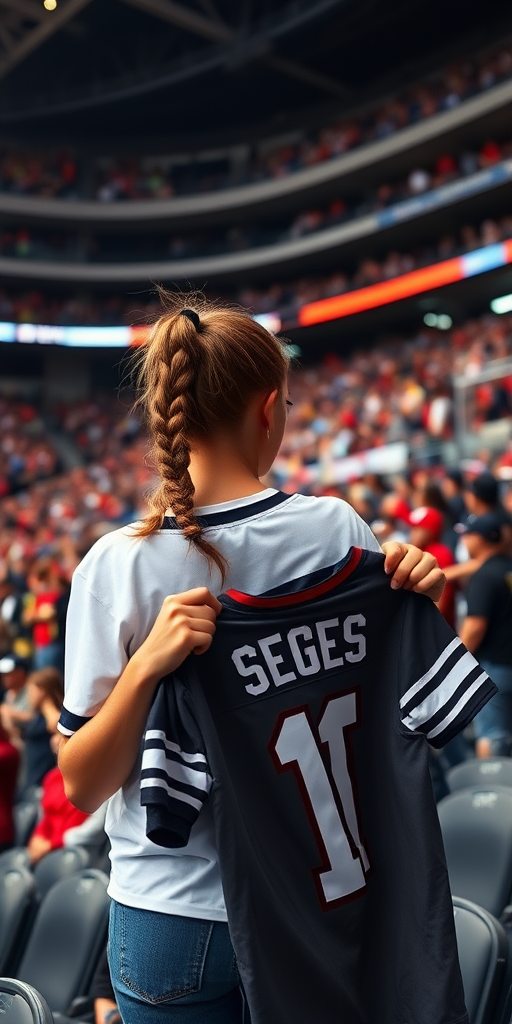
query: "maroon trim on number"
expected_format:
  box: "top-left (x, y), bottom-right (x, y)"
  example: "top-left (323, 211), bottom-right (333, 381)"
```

top-left (268, 699), bottom-right (368, 913)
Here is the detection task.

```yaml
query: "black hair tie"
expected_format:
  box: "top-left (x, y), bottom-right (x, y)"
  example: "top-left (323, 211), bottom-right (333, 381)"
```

top-left (179, 308), bottom-right (200, 330)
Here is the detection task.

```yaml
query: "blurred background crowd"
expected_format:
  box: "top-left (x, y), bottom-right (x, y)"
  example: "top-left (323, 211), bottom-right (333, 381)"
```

top-left (1, 41), bottom-right (511, 202)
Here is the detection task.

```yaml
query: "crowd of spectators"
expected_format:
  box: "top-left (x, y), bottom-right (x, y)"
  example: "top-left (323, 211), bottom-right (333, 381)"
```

top-left (1, 42), bottom-right (512, 202)
top-left (1, 309), bottom-right (512, 563)
top-left (2, 136), bottom-right (511, 267)
top-left (0, 308), bottom-right (512, 826)
top-left (2, 209), bottom-right (512, 328)
top-left (0, 398), bottom-right (60, 498)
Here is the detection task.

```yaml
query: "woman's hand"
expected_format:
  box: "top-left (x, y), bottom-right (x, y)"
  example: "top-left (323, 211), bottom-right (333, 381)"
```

top-left (381, 542), bottom-right (445, 602)
top-left (59, 587), bottom-right (223, 813)
top-left (131, 587), bottom-right (223, 685)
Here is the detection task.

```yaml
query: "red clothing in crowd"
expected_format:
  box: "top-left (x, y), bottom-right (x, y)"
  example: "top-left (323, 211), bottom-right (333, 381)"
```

top-left (0, 738), bottom-right (20, 847)
top-left (425, 542), bottom-right (456, 630)
top-left (33, 591), bottom-right (60, 648)
top-left (31, 765), bottom-right (89, 850)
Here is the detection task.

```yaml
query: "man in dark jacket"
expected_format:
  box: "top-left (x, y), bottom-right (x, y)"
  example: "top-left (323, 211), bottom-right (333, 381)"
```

top-left (459, 511), bottom-right (512, 756)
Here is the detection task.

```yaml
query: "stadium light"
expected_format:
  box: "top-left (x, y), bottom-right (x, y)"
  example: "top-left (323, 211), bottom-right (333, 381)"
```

top-left (490, 294), bottom-right (512, 314)
top-left (423, 313), bottom-right (452, 330)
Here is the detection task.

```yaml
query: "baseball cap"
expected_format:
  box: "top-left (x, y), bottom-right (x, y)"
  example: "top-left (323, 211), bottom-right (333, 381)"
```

top-left (0, 653), bottom-right (31, 675)
top-left (467, 472), bottom-right (499, 506)
top-left (461, 512), bottom-right (503, 544)
top-left (408, 506), bottom-right (444, 537)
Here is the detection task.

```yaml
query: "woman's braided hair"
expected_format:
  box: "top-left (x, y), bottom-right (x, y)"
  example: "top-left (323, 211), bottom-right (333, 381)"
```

top-left (134, 291), bottom-right (288, 583)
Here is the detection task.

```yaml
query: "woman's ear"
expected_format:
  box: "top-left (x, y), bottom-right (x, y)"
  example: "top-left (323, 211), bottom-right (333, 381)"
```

top-left (262, 389), bottom-right (279, 434)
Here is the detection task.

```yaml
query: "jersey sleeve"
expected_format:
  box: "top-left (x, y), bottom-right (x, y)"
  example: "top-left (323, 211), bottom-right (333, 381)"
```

top-left (57, 566), bottom-right (131, 736)
top-left (342, 502), bottom-right (382, 553)
top-left (140, 673), bottom-right (213, 849)
top-left (398, 593), bottom-right (497, 748)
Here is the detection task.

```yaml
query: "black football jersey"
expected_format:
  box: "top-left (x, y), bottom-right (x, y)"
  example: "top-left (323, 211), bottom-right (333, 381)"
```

top-left (141, 548), bottom-right (496, 1024)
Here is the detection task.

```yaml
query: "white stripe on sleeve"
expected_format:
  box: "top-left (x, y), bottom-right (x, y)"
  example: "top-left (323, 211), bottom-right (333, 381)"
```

top-left (399, 637), bottom-right (462, 709)
top-left (140, 776), bottom-right (205, 812)
top-left (144, 729), bottom-right (208, 765)
top-left (401, 650), bottom-right (479, 732)
top-left (141, 748), bottom-right (212, 791)
top-left (427, 672), bottom-right (490, 740)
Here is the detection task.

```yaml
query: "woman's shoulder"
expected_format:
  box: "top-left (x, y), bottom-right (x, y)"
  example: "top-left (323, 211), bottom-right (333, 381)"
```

top-left (285, 492), bottom-right (368, 523)
top-left (282, 493), bottom-right (381, 552)
top-left (74, 522), bottom-right (144, 579)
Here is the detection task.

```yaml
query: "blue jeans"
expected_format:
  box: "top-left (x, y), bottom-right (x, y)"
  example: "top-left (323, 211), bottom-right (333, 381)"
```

top-left (108, 901), bottom-right (246, 1024)
top-left (473, 661), bottom-right (512, 755)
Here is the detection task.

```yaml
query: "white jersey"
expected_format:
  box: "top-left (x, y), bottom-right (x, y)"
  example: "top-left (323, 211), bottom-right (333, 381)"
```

top-left (59, 488), bottom-right (381, 920)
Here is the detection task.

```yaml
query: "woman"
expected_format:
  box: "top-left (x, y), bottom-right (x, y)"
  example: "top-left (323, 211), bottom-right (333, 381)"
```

top-left (26, 667), bottom-right (89, 864)
top-left (58, 296), bottom-right (444, 1024)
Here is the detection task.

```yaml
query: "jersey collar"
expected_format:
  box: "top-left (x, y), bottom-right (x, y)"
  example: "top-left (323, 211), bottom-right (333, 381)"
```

top-left (225, 547), bottom-right (363, 608)
top-left (161, 489), bottom-right (290, 529)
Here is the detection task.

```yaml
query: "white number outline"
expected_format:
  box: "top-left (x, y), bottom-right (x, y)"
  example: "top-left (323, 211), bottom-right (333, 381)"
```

top-left (268, 688), bottom-right (371, 911)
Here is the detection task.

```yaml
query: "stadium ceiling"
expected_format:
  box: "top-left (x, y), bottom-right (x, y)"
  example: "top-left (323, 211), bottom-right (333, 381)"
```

top-left (0, 0), bottom-right (510, 146)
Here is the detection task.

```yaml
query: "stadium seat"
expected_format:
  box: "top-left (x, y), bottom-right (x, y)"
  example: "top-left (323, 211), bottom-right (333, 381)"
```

top-left (15, 870), bottom-right (109, 1014)
top-left (438, 787), bottom-right (512, 917)
top-left (0, 868), bottom-right (38, 976)
top-left (0, 849), bottom-right (30, 874)
top-left (0, 979), bottom-right (54, 1024)
top-left (453, 896), bottom-right (512, 1024)
top-left (13, 803), bottom-right (40, 849)
top-left (447, 758), bottom-right (512, 793)
top-left (32, 847), bottom-right (90, 900)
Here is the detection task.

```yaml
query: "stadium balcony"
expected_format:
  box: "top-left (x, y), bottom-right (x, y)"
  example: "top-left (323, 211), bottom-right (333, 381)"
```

top-left (1, 72), bottom-right (512, 230)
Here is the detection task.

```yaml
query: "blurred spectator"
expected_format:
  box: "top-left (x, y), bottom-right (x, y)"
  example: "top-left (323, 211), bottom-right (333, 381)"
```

top-left (408, 506), bottom-right (456, 627)
top-left (22, 558), bottom-right (68, 671)
top-left (0, 719), bottom-right (19, 853)
top-left (21, 668), bottom-right (62, 793)
top-left (459, 512), bottom-right (512, 757)
top-left (25, 667), bottom-right (89, 864)
top-left (0, 653), bottom-right (32, 741)
top-left (440, 468), bottom-right (467, 525)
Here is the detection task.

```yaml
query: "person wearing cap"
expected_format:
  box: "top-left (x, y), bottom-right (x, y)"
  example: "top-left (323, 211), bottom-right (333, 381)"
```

top-left (459, 512), bottom-right (512, 757)
top-left (464, 471), bottom-right (512, 543)
top-left (0, 653), bottom-right (32, 740)
top-left (408, 506), bottom-right (456, 629)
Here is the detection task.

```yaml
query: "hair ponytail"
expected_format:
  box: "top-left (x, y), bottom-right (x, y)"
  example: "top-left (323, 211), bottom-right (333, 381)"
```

top-left (134, 291), bottom-right (289, 583)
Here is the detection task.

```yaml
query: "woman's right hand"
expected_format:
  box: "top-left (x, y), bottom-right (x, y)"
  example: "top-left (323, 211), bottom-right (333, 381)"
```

top-left (131, 587), bottom-right (223, 684)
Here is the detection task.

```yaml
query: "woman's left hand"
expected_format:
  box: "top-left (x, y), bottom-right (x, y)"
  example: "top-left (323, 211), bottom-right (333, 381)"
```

top-left (381, 542), bottom-right (445, 602)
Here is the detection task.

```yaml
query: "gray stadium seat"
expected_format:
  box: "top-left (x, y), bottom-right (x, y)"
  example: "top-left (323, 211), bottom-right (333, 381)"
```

top-left (32, 847), bottom-right (90, 900)
top-left (0, 849), bottom-right (30, 874)
top-left (438, 786), bottom-right (512, 917)
top-left (0, 980), bottom-right (54, 1024)
top-left (453, 897), bottom-right (512, 1024)
top-left (447, 758), bottom-right (512, 794)
top-left (13, 803), bottom-right (40, 848)
top-left (16, 870), bottom-right (109, 1014)
top-left (0, 868), bottom-right (38, 975)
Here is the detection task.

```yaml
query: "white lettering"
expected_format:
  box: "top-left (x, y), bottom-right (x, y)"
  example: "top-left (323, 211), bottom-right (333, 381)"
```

top-left (232, 644), bottom-right (270, 695)
top-left (288, 625), bottom-right (321, 676)
top-left (258, 633), bottom-right (297, 686)
top-left (343, 615), bottom-right (366, 663)
top-left (316, 618), bottom-right (344, 670)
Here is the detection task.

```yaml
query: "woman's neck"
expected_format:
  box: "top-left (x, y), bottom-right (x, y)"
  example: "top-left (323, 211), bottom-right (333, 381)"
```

top-left (188, 439), bottom-right (267, 508)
